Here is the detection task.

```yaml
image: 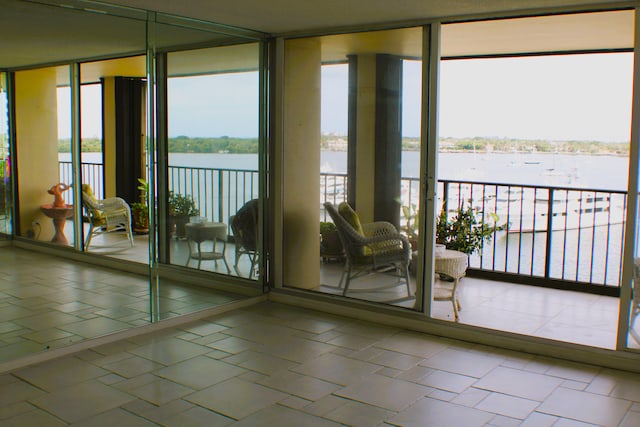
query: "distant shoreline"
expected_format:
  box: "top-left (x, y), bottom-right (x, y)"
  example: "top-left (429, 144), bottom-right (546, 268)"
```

top-left (59, 136), bottom-right (630, 156)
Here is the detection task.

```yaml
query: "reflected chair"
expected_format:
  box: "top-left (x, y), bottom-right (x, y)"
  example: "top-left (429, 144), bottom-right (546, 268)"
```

top-left (324, 201), bottom-right (412, 297)
top-left (230, 199), bottom-right (259, 278)
top-left (81, 184), bottom-right (134, 251)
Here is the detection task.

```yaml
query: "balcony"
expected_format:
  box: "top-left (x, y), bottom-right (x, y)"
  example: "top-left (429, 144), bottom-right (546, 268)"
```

top-left (54, 161), bottom-right (637, 350)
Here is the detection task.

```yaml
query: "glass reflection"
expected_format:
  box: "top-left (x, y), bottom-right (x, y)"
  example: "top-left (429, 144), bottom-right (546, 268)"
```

top-left (78, 56), bottom-right (148, 258)
top-left (166, 44), bottom-right (261, 279)
top-left (0, 73), bottom-right (11, 236)
top-left (283, 27), bottom-right (424, 308)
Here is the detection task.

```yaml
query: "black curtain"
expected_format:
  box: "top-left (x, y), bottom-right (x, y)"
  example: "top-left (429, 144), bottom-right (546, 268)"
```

top-left (114, 77), bottom-right (145, 205)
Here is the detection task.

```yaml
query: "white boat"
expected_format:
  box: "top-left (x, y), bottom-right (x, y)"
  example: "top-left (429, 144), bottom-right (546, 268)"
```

top-left (505, 195), bottom-right (625, 233)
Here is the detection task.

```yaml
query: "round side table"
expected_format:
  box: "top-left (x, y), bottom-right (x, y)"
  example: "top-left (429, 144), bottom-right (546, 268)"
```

top-left (184, 222), bottom-right (230, 272)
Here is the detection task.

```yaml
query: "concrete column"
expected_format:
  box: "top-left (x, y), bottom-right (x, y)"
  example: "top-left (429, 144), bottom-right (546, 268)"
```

top-left (374, 54), bottom-right (403, 227)
top-left (352, 54), bottom-right (377, 224)
top-left (282, 38), bottom-right (321, 289)
top-left (348, 54), bottom-right (403, 226)
top-left (102, 77), bottom-right (117, 198)
top-left (15, 68), bottom-right (61, 240)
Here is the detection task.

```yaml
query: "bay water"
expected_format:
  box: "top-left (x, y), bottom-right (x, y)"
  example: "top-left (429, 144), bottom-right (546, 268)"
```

top-left (63, 150), bottom-right (630, 191)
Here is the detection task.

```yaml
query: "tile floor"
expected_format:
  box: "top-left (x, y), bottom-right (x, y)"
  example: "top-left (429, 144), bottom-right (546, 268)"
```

top-left (77, 226), bottom-right (634, 351)
top-left (318, 262), bottom-right (636, 350)
top-left (0, 247), bottom-right (248, 363)
top-left (2, 238), bottom-right (636, 371)
top-left (1, 301), bottom-right (640, 426)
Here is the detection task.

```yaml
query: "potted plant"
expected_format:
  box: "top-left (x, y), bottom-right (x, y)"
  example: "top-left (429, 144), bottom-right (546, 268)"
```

top-left (401, 204), bottom-right (419, 250)
top-left (436, 203), bottom-right (504, 255)
top-left (320, 221), bottom-right (344, 261)
top-left (168, 191), bottom-right (199, 238)
top-left (131, 178), bottom-right (149, 234)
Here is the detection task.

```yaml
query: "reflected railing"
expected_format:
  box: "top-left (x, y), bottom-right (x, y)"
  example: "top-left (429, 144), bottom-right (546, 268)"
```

top-left (59, 161), bottom-right (104, 201)
top-left (61, 161), bottom-right (627, 290)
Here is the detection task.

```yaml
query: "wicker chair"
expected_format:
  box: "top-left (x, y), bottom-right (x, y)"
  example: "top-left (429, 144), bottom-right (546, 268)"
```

top-left (324, 202), bottom-right (412, 297)
top-left (230, 199), bottom-right (259, 278)
top-left (81, 184), bottom-right (134, 251)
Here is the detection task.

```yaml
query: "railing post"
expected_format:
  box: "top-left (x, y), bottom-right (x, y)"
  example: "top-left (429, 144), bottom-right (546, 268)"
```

top-left (544, 188), bottom-right (554, 280)
top-left (442, 181), bottom-right (449, 219)
top-left (218, 169), bottom-right (224, 223)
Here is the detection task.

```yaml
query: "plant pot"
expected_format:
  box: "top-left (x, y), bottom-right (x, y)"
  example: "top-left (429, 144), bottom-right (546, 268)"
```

top-left (171, 215), bottom-right (189, 238)
top-left (131, 206), bottom-right (149, 235)
top-left (321, 230), bottom-right (344, 261)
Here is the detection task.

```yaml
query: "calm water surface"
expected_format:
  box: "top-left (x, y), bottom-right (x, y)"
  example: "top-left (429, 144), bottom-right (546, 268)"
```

top-left (63, 151), bottom-right (630, 191)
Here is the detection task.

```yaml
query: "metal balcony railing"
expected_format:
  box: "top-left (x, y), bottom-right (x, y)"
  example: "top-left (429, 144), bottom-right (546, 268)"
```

top-left (60, 161), bottom-right (627, 291)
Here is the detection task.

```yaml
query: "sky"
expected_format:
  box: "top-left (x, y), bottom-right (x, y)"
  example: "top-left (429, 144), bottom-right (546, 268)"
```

top-left (57, 51), bottom-right (634, 143)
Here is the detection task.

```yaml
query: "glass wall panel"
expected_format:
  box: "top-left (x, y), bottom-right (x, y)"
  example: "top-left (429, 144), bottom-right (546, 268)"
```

top-left (78, 56), bottom-right (147, 259)
top-left (631, 207), bottom-right (640, 349)
top-left (166, 44), bottom-right (261, 279)
top-left (438, 11), bottom-right (633, 349)
top-left (0, 0), bottom-right (265, 366)
top-left (283, 28), bottom-right (424, 309)
top-left (0, 73), bottom-right (11, 236)
top-left (0, 0), bottom-right (150, 364)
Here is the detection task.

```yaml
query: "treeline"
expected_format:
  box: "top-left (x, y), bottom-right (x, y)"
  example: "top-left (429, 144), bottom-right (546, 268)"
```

top-left (439, 137), bottom-right (629, 155)
top-left (59, 136), bottom-right (259, 153)
top-left (322, 135), bottom-right (629, 155)
top-left (168, 136), bottom-right (258, 153)
top-left (60, 135), bottom-right (630, 156)
top-left (59, 138), bottom-right (102, 152)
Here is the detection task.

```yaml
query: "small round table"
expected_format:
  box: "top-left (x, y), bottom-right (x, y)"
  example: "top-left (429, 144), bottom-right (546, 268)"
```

top-left (184, 222), bottom-right (230, 272)
top-left (434, 249), bottom-right (468, 282)
top-left (433, 249), bottom-right (468, 321)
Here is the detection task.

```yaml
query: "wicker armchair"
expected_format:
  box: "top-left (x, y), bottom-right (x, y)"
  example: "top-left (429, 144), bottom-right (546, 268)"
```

top-left (81, 184), bottom-right (134, 251)
top-left (230, 199), bottom-right (259, 278)
top-left (324, 202), bottom-right (412, 297)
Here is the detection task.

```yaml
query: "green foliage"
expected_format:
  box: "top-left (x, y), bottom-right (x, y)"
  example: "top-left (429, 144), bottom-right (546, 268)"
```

top-left (131, 178), bottom-right (149, 230)
top-left (400, 204), bottom-right (419, 243)
top-left (58, 138), bottom-right (102, 152)
top-left (435, 204), bottom-right (504, 255)
top-left (168, 192), bottom-right (199, 217)
top-left (136, 178), bottom-right (148, 204)
top-left (320, 221), bottom-right (336, 235)
top-left (168, 136), bottom-right (258, 153)
top-left (59, 136), bottom-right (259, 154)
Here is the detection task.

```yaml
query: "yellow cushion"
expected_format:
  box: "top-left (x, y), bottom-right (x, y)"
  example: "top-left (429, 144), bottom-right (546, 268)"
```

top-left (338, 202), bottom-right (364, 236)
top-left (338, 202), bottom-right (375, 256)
top-left (81, 184), bottom-right (106, 225)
